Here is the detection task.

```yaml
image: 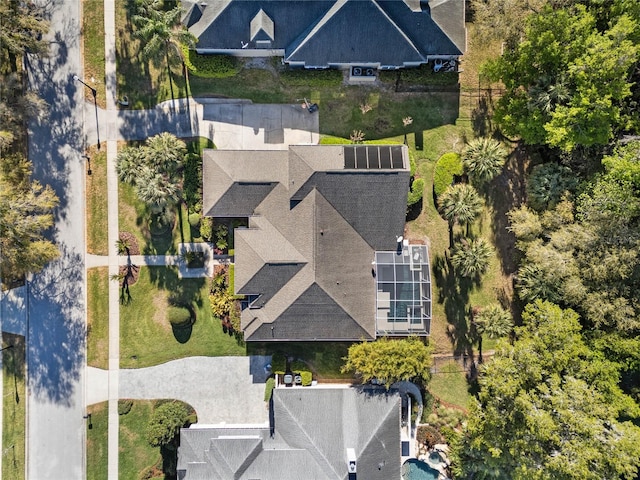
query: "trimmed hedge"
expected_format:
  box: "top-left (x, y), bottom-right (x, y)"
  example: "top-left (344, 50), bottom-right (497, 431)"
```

top-left (118, 399), bottom-right (134, 416)
top-left (168, 306), bottom-right (193, 328)
top-left (408, 178), bottom-right (425, 206)
top-left (182, 46), bottom-right (241, 78)
top-left (280, 68), bottom-right (342, 87)
top-left (378, 64), bottom-right (459, 86)
top-left (188, 213), bottom-right (201, 228)
top-left (433, 152), bottom-right (463, 197)
top-left (300, 371), bottom-right (313, 386)
top-left (264, 377), bottom-right (276, 401)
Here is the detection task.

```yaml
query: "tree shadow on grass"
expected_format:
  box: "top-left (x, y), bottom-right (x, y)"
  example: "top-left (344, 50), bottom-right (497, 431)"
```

top-left (432, 251), bottom-right (476, 359)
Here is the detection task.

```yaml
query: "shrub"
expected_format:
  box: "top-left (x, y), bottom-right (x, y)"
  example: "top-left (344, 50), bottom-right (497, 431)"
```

top-left (146, 401), bottom-right (190, 448)
top-left (300, 370), bottom-right (313, 386)
top-left (271, 353), bottom-right (286, 373)
top-left (118, 399), bottom-right (134, 416)
top-left (527, 162), bottom-right (578, 211)
top-left (200, 217), bottom-right (213, 241)
top-left (264, 377), bottom-right (276, 401)
top-left (188, 213), bottom-right (201, 228)
top-left (182, 46), bottom-right (241, 78)
top-left (433, 152), bottom-right (463, 197)
top-left (186, 413), bottom-right (198, 425)
top-left (280, 68), bottom-right (342, 87)
top-left (417, 425), bottom-right (443, 448)
top-left (379, 64), bottom-right (459, 86)
top-left (407, 178), bottom-right (425, 206)
top-left (320, 135), bottom-right (352, 145)
top-left (167, 306), bottom-right (193, 328)
top-left (183, 153), bottom-right (202, 209)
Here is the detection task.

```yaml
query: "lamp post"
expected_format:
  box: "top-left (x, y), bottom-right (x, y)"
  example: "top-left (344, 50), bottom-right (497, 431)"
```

top-left (73, 75), bottom-right (101, 150)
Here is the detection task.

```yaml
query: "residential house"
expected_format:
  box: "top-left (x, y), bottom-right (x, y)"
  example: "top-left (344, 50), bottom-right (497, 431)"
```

top-left (203, 144), bottom-right (432, 342)
top-left (182, 0), bottom-right (466, 69)
top-left (177, 386), bottom-right (403, 479)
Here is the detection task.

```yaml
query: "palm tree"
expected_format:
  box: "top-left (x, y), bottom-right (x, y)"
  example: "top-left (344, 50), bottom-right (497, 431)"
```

top-left (143, 132), bottom-right (186, 178)
top-left (473, 304), bottom-right (513, 362)
top-left (462, 138), bottom-right (507, 186)
top-left (516, 263), bottom-right (562, 304)
top-left (133, 2), bottom-right (196, 108)
top-left (450, 238), bottom-right (493, 278)
top-left (116, 146), bottom-right (144, 185)
top-left (136, 167), bottom-right (181, 216)
top-left (438, 183), bottom-right (484, 247)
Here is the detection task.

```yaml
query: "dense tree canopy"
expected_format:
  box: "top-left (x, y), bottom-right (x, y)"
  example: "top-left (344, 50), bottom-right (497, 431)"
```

top-left (485, 3), bottom-right (639, 151)
top-left (509, 142), bottom-right (640, 332)
top-left (146, 401), bottom-right (190, 448)
top-left (341, 337), bottom-right (433, 388)
top-left (454, 301), bottom-right (640, 480)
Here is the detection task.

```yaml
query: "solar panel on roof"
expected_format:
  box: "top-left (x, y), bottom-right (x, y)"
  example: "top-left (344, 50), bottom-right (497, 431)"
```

top-left (391, 146), bottom-right (404, 168)
top-left (356, 146), bottom-right (367, 168)
top-left (379, 147), bottom-right (392, 168)
top-left (344, 147), bottom-right (356, 169)
top-left (367, 146), bottom-right (380, 168)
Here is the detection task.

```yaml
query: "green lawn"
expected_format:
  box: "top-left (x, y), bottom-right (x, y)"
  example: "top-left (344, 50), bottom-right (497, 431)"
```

top-left (87, 267), bottom-right (109, 369)
top-left (120, 266), bottom-right (245, 368)
top-left (2, 333), bottom-right (25, 480)
top-left (86, 401), bottom-right (108, 480)
top-left (86, 148), bottom-right (108, 255)
top-left (428, 361), bottom-right (473, 410)
top-left (82, 0), bottom-right (106, 109)
top-left (119, 401), bottom-right (161, 479)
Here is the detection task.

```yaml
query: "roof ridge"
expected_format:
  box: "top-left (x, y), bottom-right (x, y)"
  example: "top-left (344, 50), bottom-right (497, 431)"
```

top-left (371, 0), bottom-right (423, 59)
top-left (355, 393), bottom-right (400, 458)
top-left (286, 0), bottom-right (349, 60)
top-left (275, 392), bottom-right (341, 478)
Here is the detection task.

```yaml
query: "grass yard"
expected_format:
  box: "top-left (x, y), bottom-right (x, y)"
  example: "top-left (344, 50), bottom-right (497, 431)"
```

top-left (120, 266), bottom-right (245, 368)
top-left (87, 267), bottom-right (109, 369)
top-left (119, 401), bottom-right (161, 479)
top-left (86, 401), bottom-right (108, 480)
top-left (246, 342), bottom-right (354, 381)
top-left (86, 147), bottom-right (108, 255)
top-left (2, 333), bottom-right (25, 480)
top-left (82, 0), bottom-right (106, 109)
top-left (428, 360), bottom-right (473, 410)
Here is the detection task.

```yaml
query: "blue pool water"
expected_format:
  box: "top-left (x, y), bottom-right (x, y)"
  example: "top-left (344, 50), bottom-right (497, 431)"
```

top-left (402, 459), bottom-right (440, 480)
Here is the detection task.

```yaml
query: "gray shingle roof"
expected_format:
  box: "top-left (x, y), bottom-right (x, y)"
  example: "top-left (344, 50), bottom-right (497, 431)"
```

top-left (203, 145), bottom-right (409, 342)
top-left (183, 0), bottom-right (465, 66)
top-left (178, 387), bottom-right (401, 480)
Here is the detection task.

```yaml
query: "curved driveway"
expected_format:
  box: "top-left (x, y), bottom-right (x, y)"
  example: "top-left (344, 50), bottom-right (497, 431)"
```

top-left (118, 356), bottom-right (270, 424)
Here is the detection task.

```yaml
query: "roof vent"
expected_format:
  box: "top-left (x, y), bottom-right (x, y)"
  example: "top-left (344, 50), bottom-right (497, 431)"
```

top-left (347, 448), bottom-right (357, 473)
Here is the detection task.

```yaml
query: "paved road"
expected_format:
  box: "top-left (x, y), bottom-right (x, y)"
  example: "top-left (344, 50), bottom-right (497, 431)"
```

top-left (118, 356), bottom-right (271, 424)
top-left (24, 0), bottom-right (87, 477)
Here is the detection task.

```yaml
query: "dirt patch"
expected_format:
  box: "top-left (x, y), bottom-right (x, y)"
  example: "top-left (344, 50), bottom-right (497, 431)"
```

top-left (152, 293), bottom-right (171, 333)
top-left (119, 231), bottom-right (140, 255)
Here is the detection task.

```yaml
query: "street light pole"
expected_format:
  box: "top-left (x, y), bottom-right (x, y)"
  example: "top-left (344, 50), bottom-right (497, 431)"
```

top-left (73, 75), bottom-right (101, 150)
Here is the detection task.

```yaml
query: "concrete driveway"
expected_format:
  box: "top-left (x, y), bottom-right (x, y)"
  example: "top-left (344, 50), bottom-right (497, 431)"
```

top-left (198, 101), bottom-right (319, 150)
top-left (117, 356), bottom-right (270, 424)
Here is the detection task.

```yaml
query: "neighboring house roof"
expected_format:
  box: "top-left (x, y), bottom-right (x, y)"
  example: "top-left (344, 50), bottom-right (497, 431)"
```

top-left (178, 387), bottom-right (402, 480)
top-left (202, 145), bottom-right (410, 342)
top-left (181, 0), bottom-right (465, 67)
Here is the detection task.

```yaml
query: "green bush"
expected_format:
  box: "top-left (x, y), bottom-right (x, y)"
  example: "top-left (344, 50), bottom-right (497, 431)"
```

top-left (118, 399), bottom-right (134, 416)
top-left (188, 213), bottom-right (201, 228)
top-left (200, 217), bottom-right (213, 241)
top-left (378, 64), bottom-right (459, 86)
top-left (186, 413), bottom-right (198, 425)
top-left (433, 152), bottom-right (463, 197)
top-left (527, 162), bottom-right (578, 211)
top-left (146, 401), bottom-right (190, 448)
top-left (319, 135), bottom-right (352, 145)
top-left (182, 46), bottom-right (241, 78)
top-left (280, 68), bottom-right (342, 87)
top-left (271, 353), bottom-right (286, 373)
top-left (408, 178), bottom-right (425, 206)
top-left (167, 306), bottom-right (193, 328)
top-left (300, 371), bottom-right (313, 386)
top-left (264, 377), bottom-right (276, 401)
top-left (183, 153), bottom-right (202, 210)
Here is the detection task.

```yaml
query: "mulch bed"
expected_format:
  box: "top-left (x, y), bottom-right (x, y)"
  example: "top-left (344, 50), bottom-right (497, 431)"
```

top-left (118, 231), bottom-right (141, 286)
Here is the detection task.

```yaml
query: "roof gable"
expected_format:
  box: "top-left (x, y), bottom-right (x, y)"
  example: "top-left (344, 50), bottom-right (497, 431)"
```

top-left (206, 181), bottom-right (277, 217)
top-left (251, 8), bottom-right (275, 41)
top-left (286, 0), bottom-right (425, 66)
top-left (238, 262), bottom-right (305, 307)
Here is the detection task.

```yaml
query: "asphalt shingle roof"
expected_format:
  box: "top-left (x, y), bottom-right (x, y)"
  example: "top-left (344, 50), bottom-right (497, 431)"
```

top-left (183, 0), bottom-right (465, 66)
top-left (202, 145), bottom-right (409, 342)
top-left (178, 387), bottom-right (401, 480)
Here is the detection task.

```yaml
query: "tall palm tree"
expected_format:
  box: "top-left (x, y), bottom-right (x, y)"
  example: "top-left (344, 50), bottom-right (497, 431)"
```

top-left (143, 131), bottom-right (186, 178)
top-left (438, 183), bottom-right (484, 247)
top-left (473, 304), bottom-right (513, 362)
top-left (462, 138), bottom-right (507, 186)
top-left (133, 2), bottom-right (196, 108)
top-left (450, 238), bottom-right (493, 278)
top-left (116, 146), bottom-right (144, 185)
top-left (135, 167), bottom-right (181, 216)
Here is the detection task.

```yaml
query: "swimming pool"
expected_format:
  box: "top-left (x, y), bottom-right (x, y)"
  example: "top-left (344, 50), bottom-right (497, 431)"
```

top-left (402, 458), bottom-right (441, 480)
